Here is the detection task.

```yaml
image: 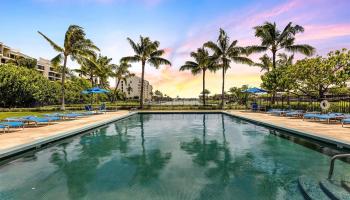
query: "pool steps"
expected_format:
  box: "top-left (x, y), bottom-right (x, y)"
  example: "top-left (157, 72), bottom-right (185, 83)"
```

top-left (320, 180), bottom-right (350, 200)
top-left (298, 176), bottom-right (350, 199)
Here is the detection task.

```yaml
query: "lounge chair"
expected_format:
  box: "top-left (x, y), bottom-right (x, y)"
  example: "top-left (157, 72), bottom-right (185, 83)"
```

top-left (285, 110), bottom-right (304, 118)
top-left (313, 113), bottom-right (345, 124)
top-left (251, 103), bottom-right (258, 112)
top-left (267, 109), bottom-right (282, 114)
top-left (22, 116), bottom-right (52, 126)
top-left (98, 103), bottom-right (107, 114)
top-left (271, 109), bottom-right (293, 116)
top-left (303, 113), bottom-right (321, 120)
top-left (85, 105), bottom-right (93, 111)
top-left (0, 121), bottom-right (25, 132)
top-left (0, 124), bottom-right (9, 133)
top-left (342, 118), bottom-right (350, 127)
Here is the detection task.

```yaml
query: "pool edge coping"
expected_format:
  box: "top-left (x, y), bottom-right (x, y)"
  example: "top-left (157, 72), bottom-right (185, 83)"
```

top-left (1, 110), bottom-right (349, 160)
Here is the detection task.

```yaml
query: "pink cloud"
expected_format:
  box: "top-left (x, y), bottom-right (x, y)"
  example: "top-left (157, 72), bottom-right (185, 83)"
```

top-left (298, 24), bottom-right (350, 41)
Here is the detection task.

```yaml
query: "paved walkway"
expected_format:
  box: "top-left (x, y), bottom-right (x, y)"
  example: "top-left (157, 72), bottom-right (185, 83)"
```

top-left (0, 111), bottom-right (130, 151)
top-left (229, 110), bottom-right (350, 145)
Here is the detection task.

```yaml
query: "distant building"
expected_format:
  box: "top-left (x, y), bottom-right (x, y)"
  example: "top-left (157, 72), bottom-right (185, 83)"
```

top-left (37, 58), bottom-right (61, 81)
top-left (116, 76), bottom-right (153, 101)
top-left (0, 42), bottom-right (61, 81)
top-left (0, 42), bottom-right (32, 64)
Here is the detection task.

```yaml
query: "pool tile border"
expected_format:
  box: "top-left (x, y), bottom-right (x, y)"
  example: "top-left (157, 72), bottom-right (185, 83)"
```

top-left (1, 110), bottom-right (350, 160)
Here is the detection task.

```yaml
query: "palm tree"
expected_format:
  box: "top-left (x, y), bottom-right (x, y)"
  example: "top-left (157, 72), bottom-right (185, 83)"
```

top-left (76, 55), bottom-right (99, 87)
top-left (95, 55), bottom-right (115, 88)
top-left (180, 47), bottom-right (217, 106)
top-left (277, 53), bottom-right (294, 66)
top-left (204, 29), bottom-right (253, 109)
top-left (249, 22), bottom-right (315, 70)
top-left (121, 36), bottom-right (171, 109)
top-left (248, 22), bottom-right (314, 104)
top-left (38, 25), bottom-right (99, 110)
top-left (113, 60), bottom-right (134, 90)
top-left (112, 60), bottom-right (135, 102)
top-left (254, 54), bottom-right (272, 72)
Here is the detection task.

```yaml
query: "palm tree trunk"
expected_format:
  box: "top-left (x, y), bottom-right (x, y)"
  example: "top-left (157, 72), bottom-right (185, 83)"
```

top-left (90, 70), bottom-right (94, 87)
top-left (202, 70), bottom-right (206, 106)
top-left (271, 50), bottom-right (277, 104)
top-left (60, 55), bottom-right (68, 111)
top-left (221, 67), bottom-right (225, 109)
top-left (113, 79), bottom-right (121, 102)
top-left (140, 61), bottom-right (145, 109)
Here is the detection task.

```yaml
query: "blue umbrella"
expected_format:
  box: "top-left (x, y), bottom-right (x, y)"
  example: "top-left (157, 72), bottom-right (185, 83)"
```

top-left (82, 87), bottom-right (110, 105)
top-left (244, 87), bottom-right (267, 94)
top-left (82, 87), bottom-right (110, 94)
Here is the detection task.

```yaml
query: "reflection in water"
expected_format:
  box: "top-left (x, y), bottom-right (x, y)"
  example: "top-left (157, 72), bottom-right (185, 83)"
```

top-left (126, 114), bottom-right (172, 185)
top-left (49, 124), bottom-right (134, 199)
top-left (1, 113), bottom-right (350, 200)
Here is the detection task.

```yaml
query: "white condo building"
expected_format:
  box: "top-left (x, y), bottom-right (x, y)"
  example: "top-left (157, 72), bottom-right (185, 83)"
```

top-left (115, 76), bottom-right (153, 101)
top-left (0, 42), bottom-right (61, 81)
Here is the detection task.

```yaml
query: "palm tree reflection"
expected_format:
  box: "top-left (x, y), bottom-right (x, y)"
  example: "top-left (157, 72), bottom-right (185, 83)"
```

top-left (49, 122), bottom-right (134, 199)
top-left (126, 114), bottom-right (172, 185)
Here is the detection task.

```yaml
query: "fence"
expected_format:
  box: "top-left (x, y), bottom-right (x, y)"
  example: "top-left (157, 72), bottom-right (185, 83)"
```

top-left (255, 94), bottom-right (350, 113)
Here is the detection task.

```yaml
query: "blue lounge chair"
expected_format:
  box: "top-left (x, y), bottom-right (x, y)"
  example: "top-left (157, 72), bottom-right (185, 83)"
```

top-left (267, 109), bottom-right (282, 114)
top-left (285, 110), bottom-right (304, 118)
top-left (0, 121), bottom-right (25, 131)
top-left (44, 113), bottom-right (63, 118)
top-left (271, 109), bottom-right (293, 116)
top-left (303, 113), bottom-right (320, 120)
top-left (85, 105), bottom-right (93, 111)
top-left (63, 113), bottom-right (84, 119)
top-left (251, 103), bottom-right (258, 112)
top-left (0, 124), bottom-right (8, 133)
top-left (98, 103), bottom-right (107, 114)
top-left (342, 118), bottom-right (350, 127)
top-left (314, 113), bottom-right (344, 124)
top-left (22, 116), bottom-right (51, 126)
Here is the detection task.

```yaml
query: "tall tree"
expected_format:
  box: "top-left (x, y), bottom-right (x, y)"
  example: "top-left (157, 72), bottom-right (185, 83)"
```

top-left (204, 29), bottom-right (253, 108)
top-left (249, 22), bottom-right (314, 103)
top-left (38, 25), bottom-right (99, 110)
top-left (6, 57), bottom-right (37, 69)
top-left (95, 55), bottom-right (115, 88)
top-left (121, 36), bottom-right (171, 108)
top-left (112, 60), bottom-right (135, 102)
top-left (289, 49), bottom-right (350, 99)
top-left (113, 60), bottom-right (134, 90)
top-left (249, 22), bottom-right (315, 69)
top-left (75, 55), bottom-right (100, 87)
top-left (179, 47), bottom-right (217, 106)
top-left (254, 54), bottom-right (272, 72)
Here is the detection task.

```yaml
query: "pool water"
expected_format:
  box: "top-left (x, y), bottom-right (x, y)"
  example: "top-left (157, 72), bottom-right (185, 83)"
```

top-left (1, 113), bottom-right (350, 200)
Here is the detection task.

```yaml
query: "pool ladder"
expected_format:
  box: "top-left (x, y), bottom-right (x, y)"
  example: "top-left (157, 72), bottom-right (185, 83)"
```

top-left (328, 154), bottom-right (350, 180)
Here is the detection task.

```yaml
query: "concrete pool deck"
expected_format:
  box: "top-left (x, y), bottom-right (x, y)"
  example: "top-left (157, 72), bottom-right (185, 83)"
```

top-left (0, 111), bottom-right (132, 159)
top-left (227, 110), bottom-right (350, 148)
top-left (1, 110), bottom-right (350, 159)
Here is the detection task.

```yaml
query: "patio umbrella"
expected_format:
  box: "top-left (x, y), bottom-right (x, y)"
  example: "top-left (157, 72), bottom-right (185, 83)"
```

top-left (243, 87), bottom-right (267, 109)
top-left (82, 87), bottom-right (110, 104)
top-left (243, 87), bottom-right (267, 94)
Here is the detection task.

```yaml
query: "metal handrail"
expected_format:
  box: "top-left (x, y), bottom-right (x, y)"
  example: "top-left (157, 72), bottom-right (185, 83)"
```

top-left (328, 154), bottom-right (350, 179)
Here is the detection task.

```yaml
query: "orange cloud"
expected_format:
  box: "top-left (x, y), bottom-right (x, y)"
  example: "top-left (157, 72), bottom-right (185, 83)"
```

top-left (143, 65), bottom-right (262, 98)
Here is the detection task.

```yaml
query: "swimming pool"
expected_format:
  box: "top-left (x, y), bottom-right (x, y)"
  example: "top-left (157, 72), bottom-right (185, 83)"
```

top-left (0, 113), bottom-right (350, 199)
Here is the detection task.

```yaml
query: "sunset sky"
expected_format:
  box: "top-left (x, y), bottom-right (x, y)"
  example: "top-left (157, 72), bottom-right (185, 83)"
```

top-left (1, 0), bottom-right (350, 97)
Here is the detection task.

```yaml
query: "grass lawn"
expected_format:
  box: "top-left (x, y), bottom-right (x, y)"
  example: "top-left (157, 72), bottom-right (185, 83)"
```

top-left (0, 112), bottom-right (48, 120)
